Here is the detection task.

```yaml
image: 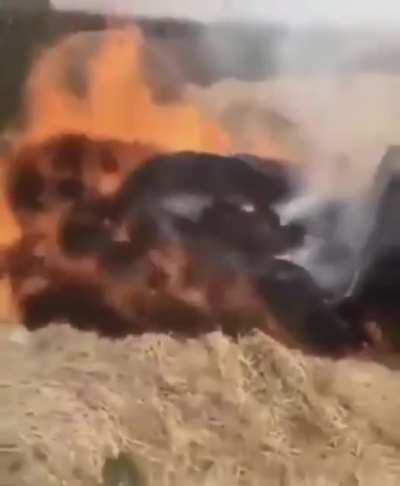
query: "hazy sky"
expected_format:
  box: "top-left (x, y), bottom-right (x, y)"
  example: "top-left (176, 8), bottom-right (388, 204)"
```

top-left (52, 0), bottom-right (400, 26)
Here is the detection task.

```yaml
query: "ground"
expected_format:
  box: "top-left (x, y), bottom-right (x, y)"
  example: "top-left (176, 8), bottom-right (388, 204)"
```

top-left (3, 323), bottom-right (400, 486)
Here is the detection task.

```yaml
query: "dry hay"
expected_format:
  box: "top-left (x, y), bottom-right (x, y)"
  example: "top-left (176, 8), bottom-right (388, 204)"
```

top-left (2, 324), bottom-right (400, 486)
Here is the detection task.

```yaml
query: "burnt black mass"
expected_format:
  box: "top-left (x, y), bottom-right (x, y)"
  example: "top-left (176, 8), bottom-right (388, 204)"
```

top-left (5, 134), bottom-right (400, 359)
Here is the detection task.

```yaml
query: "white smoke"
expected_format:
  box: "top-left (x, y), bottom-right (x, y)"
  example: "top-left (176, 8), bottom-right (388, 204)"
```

top-left (53, 0), bottom-right (400, 27)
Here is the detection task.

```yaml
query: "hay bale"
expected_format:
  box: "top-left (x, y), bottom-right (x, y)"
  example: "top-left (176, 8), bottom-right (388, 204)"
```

top-left (2, 324), bottom-right (400, 485)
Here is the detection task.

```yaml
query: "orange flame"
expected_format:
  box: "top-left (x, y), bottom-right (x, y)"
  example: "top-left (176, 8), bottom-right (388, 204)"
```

top-left (21, 27), bottom-right (231, 153)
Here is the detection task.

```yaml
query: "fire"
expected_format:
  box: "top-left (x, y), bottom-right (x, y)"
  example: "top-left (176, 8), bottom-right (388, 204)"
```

top-left (0, 25), bottom-right (234, 313)
top-left (0, 23), bottom-right (393, 359)
top-left (21, 27), bottom-right (231, 153)
top-left (0, 24), bottom-right (295, 337)
top-left (0, 161), bottom-right (20, 245)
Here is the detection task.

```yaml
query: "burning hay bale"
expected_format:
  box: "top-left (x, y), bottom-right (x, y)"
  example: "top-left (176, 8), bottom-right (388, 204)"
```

top-left (0, 130), bottom-right (372, 358)
top-left (2, 26), bottom-right (400, 363)
top-left (2, 134), bottom-right (291, 334)
top-left (3, 130), bottom-right (400, 362)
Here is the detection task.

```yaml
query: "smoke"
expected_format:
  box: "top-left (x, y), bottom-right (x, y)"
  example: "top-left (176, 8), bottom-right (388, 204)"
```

top-left (184, 19), bottom-right (400, 297)
top-left (52, 0), bottom-right (400, 27)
